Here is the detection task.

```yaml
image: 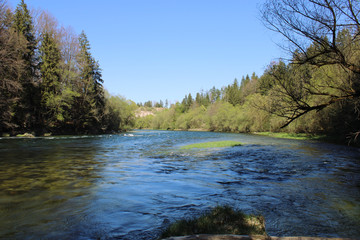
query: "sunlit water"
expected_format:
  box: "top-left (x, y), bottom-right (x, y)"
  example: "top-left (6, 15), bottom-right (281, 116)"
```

top-left (0, 130), bottom-right (359, 239)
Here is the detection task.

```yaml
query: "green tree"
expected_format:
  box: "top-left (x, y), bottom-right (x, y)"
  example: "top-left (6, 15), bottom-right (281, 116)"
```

top-left (224, 78), bottom-right (241, 106)
top-left (144, 100), bottom-right (153, 108)
top-left (261, 0), bottom-right (360, 138)
top-left (209, 86), bottom-right (221, 103)
top-left (39, 31), bottom-right (63, 130)
top-left (12, 0), bottom-right (41, 132)
top-left (0, 1), bottom-right (25, 133)
top-left (180, 93), bottom-right (194, 112)
top-left (72, 31), bottom-right (105, 133)
top-left (103, 94), bottom-right (136, 131)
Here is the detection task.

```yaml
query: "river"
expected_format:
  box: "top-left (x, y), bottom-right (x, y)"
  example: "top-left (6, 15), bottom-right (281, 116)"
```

top-left (0, 130), bottom-right (359, 239)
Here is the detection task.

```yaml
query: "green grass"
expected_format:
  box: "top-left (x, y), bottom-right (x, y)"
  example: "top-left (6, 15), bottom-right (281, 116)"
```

top-left (180, 141), bottom-right (242, 150)
top-left (254, 132), bottom-right (325, 140)
top-left (160, 205), bottom-right (266, 238)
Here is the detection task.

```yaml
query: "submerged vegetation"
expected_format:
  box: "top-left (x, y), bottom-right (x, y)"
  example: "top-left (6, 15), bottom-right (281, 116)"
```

top-left (160, 206), bottom-right (266, 238)
top-left (181, 141), bottom-right (242, 150)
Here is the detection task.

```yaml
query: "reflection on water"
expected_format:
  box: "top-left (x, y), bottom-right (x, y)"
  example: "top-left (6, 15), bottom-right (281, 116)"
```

top-left (0, 131), bottom-right (359, 239)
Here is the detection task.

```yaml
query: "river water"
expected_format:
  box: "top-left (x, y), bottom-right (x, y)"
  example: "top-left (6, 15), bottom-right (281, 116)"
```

top-left (0, 130), bottom-right (359, 239)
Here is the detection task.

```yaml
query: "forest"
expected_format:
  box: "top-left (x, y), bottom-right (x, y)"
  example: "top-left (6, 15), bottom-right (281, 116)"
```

top-left (1, 0), bottom-right (359, 145)
top-left (0, 0), bottom-right (136, 136)
top-left (136, 0), bottom-right (360, 145)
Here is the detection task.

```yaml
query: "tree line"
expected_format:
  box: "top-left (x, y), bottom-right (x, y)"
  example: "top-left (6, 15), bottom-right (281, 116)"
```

top-left (136, 0), bottom-right (360, 144)
top-left (0, 0), bottom-right (135, 136)
top-left (2, 0), bottom-right (359, 143)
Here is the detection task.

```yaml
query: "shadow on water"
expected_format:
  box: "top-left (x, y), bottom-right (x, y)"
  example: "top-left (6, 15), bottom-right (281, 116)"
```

top-left (0, 136), bottom-right (107, 239)
top-left (0, 131), bottom-right (360, 239)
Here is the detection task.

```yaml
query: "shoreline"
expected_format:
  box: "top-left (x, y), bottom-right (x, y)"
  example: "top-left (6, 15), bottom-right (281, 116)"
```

top-left (2, 129), bottom-right (356, 147)
top-left (162, 235), bottom-right (359, 240)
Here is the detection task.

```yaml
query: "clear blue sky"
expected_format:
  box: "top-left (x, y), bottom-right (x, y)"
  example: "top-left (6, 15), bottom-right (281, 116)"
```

top-left (7, 0), bottom-right (285, 104)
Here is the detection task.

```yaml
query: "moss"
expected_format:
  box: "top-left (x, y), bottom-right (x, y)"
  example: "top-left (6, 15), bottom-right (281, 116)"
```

top-left (180, 141), bottom-right (242, 150)
top-left (160, 206), bottom-right (266, 239)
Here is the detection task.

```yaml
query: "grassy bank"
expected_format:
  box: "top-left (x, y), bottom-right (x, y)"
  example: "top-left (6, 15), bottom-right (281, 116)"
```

top-left (160, 206), bottom-right (266, 239)
top-left (253, 132), bottom-right (326, 140)
top-left (180, 141), bottom-right (242, 150)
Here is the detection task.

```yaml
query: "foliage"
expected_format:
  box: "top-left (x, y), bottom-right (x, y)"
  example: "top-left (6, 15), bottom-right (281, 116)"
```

top-left (0, 0), bottom-right (135, 135)
top-left (2, 0), bottom-right (359, 143)
top-left (0, 2), bottom-right (25, 132)
top-left (103, 93), bottom-right (137, 132)
top-left (254, 132), bottom-right (326, 140)
top-left (160, 205), bottom-right (266, 238)
top-left (135, 0), bottom-right (360, 145)
top-left (39, 31), bottom-right (63, 128)
top-left (260, 0), bottom-right (360, 138)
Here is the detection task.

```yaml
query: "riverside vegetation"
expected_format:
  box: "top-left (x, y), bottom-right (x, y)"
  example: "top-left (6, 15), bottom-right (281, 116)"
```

top-left (0, 0), bottom-right (136, 136)
top-left (160, 206), bottom-right (266, 239)
top-left (1, 0), bottom-right (360, 239)
top-left (135, 0), bottom-right (360, 146)
top-left (1, 0), bottom-right (359, 145)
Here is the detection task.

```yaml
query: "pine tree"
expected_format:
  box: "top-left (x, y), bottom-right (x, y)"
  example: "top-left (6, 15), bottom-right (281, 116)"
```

top-left (39, 31), bottom-right (63, 129)
top-left (12, 0), bottom-right (40, 132)
top-left (73, 31), bottom-right (105, 133)
top-left (0, 2), bottom-right (25, 133)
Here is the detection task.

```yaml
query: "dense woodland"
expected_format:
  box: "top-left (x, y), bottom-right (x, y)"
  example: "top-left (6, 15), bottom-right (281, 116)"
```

top-left (0, 0), bottom-right (136, 135)
top-left (136, 0), bottom-right (360, 144)
top-left (1, 0), bottom-right (359, 144)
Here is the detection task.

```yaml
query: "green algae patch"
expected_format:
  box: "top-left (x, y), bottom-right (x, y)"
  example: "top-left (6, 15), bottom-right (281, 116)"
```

top-left (181, 141), bottom-right (242, 150)
top-left (160, 205), bottom-right (266, 238)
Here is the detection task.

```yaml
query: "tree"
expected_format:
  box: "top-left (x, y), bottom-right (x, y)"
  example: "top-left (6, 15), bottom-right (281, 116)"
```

top-left (0, 1), bottom-right (25, 133)
top-left (144, 100), bottom-right (153, 108)
top-left (224, 78), bottom-right (241, 106)
top-left (39, 31), bottom-right (63, 129)
top-left (12, 0), bottom-right (41, 132)
top-left (209, 86), bottom-right (221, 103)
top-left (72, 31), bottom-right (105, 133)
top-left (260, 0), bottom-right (360, 136)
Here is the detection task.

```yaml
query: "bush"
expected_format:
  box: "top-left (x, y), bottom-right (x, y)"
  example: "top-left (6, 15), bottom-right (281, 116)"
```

top-left (160, 206), bottom-right (266, 239)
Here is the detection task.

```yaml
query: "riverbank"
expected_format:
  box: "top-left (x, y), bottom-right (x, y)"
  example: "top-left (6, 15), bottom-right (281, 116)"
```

top-left (162, 235), bottom-right (359, 240)
top-left (253, 132), bottom-right (326, 140)
top-left (138, 128), bottom-right (355, 146)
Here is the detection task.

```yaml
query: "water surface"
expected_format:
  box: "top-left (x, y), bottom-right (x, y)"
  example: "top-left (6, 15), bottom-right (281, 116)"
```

top-left (0, 130), bottom-right (359, 239)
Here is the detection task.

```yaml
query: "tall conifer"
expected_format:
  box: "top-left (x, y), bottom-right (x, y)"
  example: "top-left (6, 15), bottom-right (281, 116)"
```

top-left (73, 31), bottom-right (104, 132)
top-left (12, 0), bottom-right (40, 132)
top-left (39, 31), bottom-right (63, 129)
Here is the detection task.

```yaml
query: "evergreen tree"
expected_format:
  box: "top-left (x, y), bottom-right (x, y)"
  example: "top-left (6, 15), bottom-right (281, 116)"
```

top-left (39, 31), bottom-right (63, 129)
top-left (144, 101), bottom-right (153, 108)
top-left (73, 31), bottom-right (105, 133)
top-left (187, 93), bottom-right (193, 108)
top-left (12, 0), bottom-right (40, 132)
top-left (195, 93), bottom-right (201, 105)
top-left (0, 1), bottom-right (25, 133)
top-left (225, 78), bottom-right (241, 106)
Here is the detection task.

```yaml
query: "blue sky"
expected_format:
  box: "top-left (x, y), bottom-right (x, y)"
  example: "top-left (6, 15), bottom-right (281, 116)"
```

top-left (7, 0), bottom-right (285, 104)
